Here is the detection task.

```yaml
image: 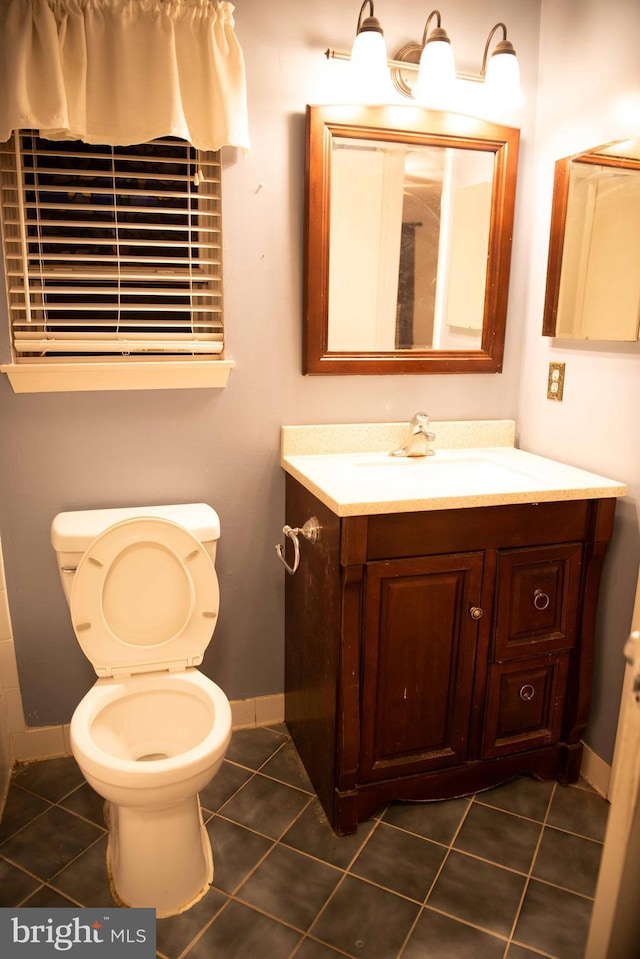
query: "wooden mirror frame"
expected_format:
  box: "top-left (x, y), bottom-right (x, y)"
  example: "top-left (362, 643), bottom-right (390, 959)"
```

top-left (542, 141), bottom-right (640, 337)
top-left (303, 104), bottom-right (520, 375)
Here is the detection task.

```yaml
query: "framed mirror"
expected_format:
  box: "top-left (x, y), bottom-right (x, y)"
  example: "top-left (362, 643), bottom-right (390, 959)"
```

top-left (543, 138), bottom-right (640, 340)
top-left (303, 104), bottom-right (520, 375)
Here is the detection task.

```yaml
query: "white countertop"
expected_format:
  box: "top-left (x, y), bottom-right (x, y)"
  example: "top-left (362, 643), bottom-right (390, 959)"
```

top-left (281, 421), bottom-right (626, 516)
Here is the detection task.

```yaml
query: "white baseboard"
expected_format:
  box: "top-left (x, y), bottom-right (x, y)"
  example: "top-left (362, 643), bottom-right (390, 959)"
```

top-left (12, 725), bottom-right (68, 763)
top-left (10, 693), bottom-right (287, 763)
top-left (580, 740), bottom-right (612, 798)
top-left (230, 694), bottom-right (285, 729)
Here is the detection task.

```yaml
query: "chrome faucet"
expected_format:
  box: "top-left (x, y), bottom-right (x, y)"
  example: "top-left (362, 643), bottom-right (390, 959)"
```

top-left (390, 412), bottom-right (436, 457)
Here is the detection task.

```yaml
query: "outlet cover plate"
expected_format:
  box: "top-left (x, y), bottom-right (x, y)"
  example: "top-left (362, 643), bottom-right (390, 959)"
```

top-left (547, 362), bottom-right (566, 401)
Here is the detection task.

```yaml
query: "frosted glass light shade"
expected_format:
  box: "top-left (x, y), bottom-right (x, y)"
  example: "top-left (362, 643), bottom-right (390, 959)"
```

top-left (350, 29), bottom-right (393, 103)
top-left (413, 40), bottom-right (456, 107)
top-left (485, 51), bottom-right (524, 109)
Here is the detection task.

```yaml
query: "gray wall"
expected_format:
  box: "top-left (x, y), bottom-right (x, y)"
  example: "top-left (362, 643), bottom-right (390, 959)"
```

top-left (1, 1), bottom-right (636, 766)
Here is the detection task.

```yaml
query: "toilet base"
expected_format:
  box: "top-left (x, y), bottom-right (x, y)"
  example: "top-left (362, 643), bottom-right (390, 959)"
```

top-left (104, 795), bottom-right (213, 918)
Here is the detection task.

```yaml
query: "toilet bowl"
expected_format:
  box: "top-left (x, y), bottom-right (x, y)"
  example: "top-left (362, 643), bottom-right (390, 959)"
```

top-left (51, 504), bottom-right (232, 917)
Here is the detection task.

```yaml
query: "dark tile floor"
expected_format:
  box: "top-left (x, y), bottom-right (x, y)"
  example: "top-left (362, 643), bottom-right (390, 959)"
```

top-left (0, 724), bottom-right (609, 959)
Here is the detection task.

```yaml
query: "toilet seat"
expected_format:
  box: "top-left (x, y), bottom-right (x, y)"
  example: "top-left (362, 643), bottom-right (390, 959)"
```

top-left (70, 517), bottom-right (219, 677)
top-left (71, 669), bottom-right (232, 789)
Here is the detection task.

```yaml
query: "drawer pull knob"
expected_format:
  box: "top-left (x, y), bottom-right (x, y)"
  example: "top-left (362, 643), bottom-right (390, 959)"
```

top-left (519, 684), bottom-right (535, 701)
top-left (533, 589), bottom-right (550, 610)
top-left (469, 606), bottom-right (484, 620)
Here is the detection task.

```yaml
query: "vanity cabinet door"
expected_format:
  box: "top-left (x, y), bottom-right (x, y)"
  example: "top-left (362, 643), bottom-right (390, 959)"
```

top-left (481, 653), bottom-right (570, 757)
top-left (359, 553), bottom-right (484, 783)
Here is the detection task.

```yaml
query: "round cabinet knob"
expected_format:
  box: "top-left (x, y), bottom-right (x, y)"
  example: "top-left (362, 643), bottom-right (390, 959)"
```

top-left (469, 606), bottom-right (483, 620)
top-left (533, 589), bottom-right (550, 611)
top-left (519, 684), bottom-right (535, 702)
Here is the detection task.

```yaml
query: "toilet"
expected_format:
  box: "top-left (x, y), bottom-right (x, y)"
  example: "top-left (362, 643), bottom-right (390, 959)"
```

top-left (51, 503), bottom-right (232, 917)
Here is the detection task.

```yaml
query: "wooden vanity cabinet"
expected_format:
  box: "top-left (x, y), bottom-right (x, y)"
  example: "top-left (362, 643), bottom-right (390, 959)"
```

top-left (283, 474), bottom-right (616, 836)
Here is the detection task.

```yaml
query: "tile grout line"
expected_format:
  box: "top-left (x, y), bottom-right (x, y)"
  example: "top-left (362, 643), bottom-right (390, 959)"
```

top-left (164, 756), bottom-right (288, 959)
top-left (54, 800), bottom-right (109, 834)
top-left (29, 880), bottom-right (86, 909)
top-left (0, 784), bottom-right (107, 850)
top-left (393, 797), bottom-right (476, 959)
top-left (0, 827), bottom-right (108, 907)
top-left (173, 894), bottom-right (235, 959)
top-left (288, 932), bottom-right (354, 959)
top-left (414, 902), bottom-right (513, 947)
top-left (505, 780), bottom-right (559, 956)
top-left (517, 874), bottom-right (597, 902)
top-left (181, 780), bottom-right (363, 959)
top-left (527, 820), bottom-right (607, 846)
top-left (391, 782), bottom-right (580, 959)
top-left (200, 756), bottom-right (313, 826)
top-left (1, 851), bottom-right (88, 907)
top-left (173, 758), bottom-right (318, 959)
top-left (285, 816), bottom-right (389, 958)
top-left (47, 829), bottom-right (107, 881)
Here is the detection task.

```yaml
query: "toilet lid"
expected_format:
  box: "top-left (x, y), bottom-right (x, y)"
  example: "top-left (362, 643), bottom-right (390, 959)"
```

top-left (70, 517), bottom-right (220, 677)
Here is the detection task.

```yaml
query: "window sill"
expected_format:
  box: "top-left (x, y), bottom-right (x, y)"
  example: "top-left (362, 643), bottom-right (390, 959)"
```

top-left (0, 359), bottom-right (235, 393)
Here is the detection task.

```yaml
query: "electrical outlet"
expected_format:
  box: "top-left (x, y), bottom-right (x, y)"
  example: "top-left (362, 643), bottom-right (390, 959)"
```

top-left (547, 362), bottom-right (565, 401)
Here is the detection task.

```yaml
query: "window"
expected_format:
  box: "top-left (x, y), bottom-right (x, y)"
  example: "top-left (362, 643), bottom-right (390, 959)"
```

top-left (0, 133), bottom-right (233, 391)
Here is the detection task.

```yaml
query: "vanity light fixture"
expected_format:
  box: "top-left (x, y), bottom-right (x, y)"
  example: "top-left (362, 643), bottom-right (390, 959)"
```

top-left (481, 22), bottom-right (525, 109)
top-left (349, 0), bottom-right (394, 103)
top-left (325, 7), bottom-right (524, 110)
top-left (412, 10), bottom-right (457, 107)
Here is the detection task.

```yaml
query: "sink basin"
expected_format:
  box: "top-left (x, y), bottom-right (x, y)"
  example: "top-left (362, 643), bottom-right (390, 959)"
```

top-left (353, 453), bottom-right (537, 493)
top-left (280, 421), bottom-right (626, 516)
top-left (353, 452), bottom-right (552, 498)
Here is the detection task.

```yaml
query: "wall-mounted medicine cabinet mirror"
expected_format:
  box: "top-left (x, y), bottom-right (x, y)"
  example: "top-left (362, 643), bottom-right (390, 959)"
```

top-left (543, 138), bottom-right (640, 341)
top-left (303, 104), bottom-right (520, 375)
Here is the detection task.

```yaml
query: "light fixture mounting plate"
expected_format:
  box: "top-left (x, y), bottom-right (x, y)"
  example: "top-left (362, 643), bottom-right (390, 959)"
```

top-left (391, 42), bottom-right (422, 98)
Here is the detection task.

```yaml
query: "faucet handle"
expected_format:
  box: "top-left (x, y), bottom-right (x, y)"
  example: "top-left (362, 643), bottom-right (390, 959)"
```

top-left (409, 412), bottom-right (435, 437)
top-left (409, 412), bottom-right (431, 431)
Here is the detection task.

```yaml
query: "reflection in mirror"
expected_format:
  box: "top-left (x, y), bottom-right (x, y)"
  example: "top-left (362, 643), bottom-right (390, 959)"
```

top-left (327, 137), bottom-right (493, 352)
top-left (304, 105), bottom-right (520, 375)
top-left (543, 139), bottom-right (640, 341)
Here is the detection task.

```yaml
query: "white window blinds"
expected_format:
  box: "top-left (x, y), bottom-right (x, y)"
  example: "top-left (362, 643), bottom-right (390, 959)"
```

top-left (0, 134), bottom-right (224, 361)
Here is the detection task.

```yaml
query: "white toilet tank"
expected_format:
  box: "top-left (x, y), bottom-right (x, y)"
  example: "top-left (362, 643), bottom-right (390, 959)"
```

top-left (51, 503), bottom-right (220, 604)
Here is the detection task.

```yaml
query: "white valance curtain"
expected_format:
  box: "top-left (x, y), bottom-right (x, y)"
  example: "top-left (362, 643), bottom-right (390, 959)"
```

top-left (0, 0), bottom-right (250, 150)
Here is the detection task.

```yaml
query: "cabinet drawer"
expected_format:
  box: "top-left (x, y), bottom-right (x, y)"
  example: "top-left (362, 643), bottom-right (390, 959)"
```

top-left (365, 501), bottom-right (590, 560)
top-left (493, 543), bottom-right (582, 661)
top-left (481, 654), bottom-right (570, 758)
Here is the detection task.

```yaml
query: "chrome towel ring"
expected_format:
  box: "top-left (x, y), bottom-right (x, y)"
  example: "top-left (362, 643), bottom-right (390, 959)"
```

top-left (275, 517), bottom-right (320, 575)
